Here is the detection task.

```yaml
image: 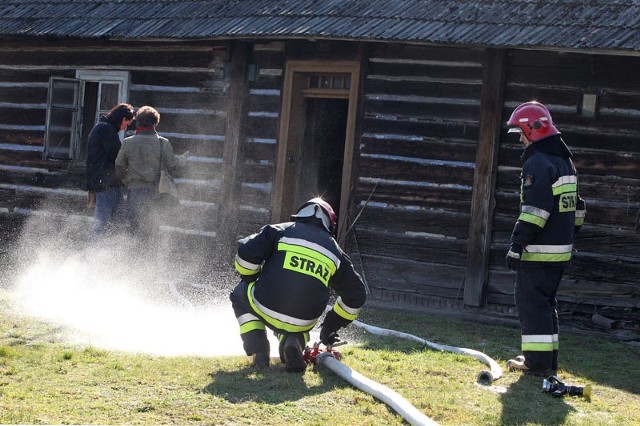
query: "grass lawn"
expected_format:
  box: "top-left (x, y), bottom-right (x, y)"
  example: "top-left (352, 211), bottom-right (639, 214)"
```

top-left (0, 286), bottom-right (638, 426)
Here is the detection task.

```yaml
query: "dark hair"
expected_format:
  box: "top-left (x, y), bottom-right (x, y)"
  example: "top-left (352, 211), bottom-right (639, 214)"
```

top-left (135, 106), bottom-right (161, 128)
top-left (107, 103), bottom-right (135, 124)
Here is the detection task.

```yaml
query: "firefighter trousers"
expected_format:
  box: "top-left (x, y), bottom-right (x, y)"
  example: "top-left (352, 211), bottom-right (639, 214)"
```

top-left (515, 266), bottom-right (564, 374)
top-left (229, 280), bottom-right (308, 358)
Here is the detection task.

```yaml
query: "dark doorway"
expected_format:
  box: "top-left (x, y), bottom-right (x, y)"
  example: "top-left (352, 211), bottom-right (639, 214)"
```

top-left (273, 60), bottom-right (360, 241)
top-left (296, 98), bottom-right (348, 214)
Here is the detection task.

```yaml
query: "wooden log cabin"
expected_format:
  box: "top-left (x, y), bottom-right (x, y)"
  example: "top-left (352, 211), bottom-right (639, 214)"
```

top-left (0, 0), bottom-right (638, 340)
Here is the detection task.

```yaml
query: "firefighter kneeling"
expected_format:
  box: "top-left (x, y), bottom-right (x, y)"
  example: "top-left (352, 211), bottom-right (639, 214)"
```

top-left (230, 197), bottom-right (367, 372)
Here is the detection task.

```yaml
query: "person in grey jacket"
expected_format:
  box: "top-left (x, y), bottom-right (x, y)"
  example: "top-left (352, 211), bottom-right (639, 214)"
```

top-left (115, 105), bottom-right (187, 242)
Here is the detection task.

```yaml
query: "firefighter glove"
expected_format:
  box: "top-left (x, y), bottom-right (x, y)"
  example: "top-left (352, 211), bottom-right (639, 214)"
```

top-left (506, 243), bottom-right (523, 271)
top-left (320, 310), bottom-right (342, 346)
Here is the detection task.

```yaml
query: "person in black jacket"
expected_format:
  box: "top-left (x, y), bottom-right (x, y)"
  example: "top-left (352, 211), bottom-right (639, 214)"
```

top-left (85, 103), bottom-right (135, 242)
top-left (504, 101), bottom-right (586, 377)
top-left (230, 197), bottom-right (367, 372)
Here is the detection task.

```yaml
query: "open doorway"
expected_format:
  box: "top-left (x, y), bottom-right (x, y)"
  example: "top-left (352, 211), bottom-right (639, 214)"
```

top-left (272, 60), bottom-right (360, 241)
top-left (296, 98), bottom-right (348, 215)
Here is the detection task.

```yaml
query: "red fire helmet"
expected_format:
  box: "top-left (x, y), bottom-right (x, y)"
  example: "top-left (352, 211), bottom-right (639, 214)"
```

top-left (507, 101), bottom-right (560, 142)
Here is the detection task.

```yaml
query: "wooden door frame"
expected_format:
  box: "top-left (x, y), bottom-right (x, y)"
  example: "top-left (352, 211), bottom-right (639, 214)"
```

top-left (271, 60), bottom-right (361, 240)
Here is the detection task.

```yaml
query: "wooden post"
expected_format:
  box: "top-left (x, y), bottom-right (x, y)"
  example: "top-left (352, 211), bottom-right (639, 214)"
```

top-left (219, 41), bottom-right (251, 249)
top-left (463, 49), bottom-right (506, 307)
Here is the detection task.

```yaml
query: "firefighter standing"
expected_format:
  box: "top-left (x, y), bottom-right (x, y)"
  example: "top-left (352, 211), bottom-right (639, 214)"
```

top-left (230, 197), bottom-right (367, 372)
top-left (505, 101), bottom-right (586, 376)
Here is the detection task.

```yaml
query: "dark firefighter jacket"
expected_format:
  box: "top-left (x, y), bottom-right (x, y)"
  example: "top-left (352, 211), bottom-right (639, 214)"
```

top-left (510, 134), bottom-right (586, 268)
top-left (234, 217), bottom-right (367, 332)
top-left (85, 115), bottom-right (123, 192)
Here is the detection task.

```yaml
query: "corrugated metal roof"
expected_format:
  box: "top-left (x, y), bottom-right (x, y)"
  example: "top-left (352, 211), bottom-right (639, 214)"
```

top-left (1, 0), bottom-right (639, 52)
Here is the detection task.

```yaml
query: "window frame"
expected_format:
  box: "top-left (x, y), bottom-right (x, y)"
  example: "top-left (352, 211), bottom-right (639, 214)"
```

top-left (43, 70), bottom-right (130, 162)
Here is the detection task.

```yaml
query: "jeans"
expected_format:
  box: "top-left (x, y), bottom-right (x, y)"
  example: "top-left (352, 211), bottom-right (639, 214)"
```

top-left (90, 187), bottom-right (126, 242)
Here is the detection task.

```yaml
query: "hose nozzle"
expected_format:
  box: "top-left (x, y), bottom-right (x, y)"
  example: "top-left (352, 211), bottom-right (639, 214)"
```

top-left (542, 375), bottom-right (591, 399)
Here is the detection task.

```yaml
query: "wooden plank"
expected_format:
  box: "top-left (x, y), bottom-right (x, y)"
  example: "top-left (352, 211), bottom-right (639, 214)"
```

top-left (365, 99), bottom-right (481, 122)
top-left (354, 228), bottom-right (468, 267)
top-left (464, 49), bottom-right (506, 307)
top-left (363, 117), bottom-right (480, 141)
top-left (370, 43), bottom-right (484, 63)
top-left (129, 90), bottom-right (228, 111)
top-left (358, 156), bottom-right (476, 185)
top-left (366, 60), bottom-right (483, 81)
top-left (131, 70), bottom-right (222, 89)
top-left (360, 136), bottom-right (477, 163)
top-left (150, 112), bottom-right (226, 136)
top-left (219, 41), bottom-right (250, 246)
top-left (354, 207), bottom-right (470, 239)
top-left (357, 254), bottom-right (466, 299)
top-left (487, 269), bottom-right (640, 308)
top-left (243, 141), bottom-right (277, 164)
top-left (0, 48), bottom-right (224, 69)
top-left (0, 87), bottom-right (49, 104)
top-left (0, 130), bottom-right (44, 145)
top-left (245, 115), bottom-right (278, 139)
top-left (169, 137), bottom-right (224, 158)
top-left (364, 78), bottom-right (482, 99)
top-left (355, 182), bottom-right (473, 212)
top-left (0, 188), bottom-right (16, 212)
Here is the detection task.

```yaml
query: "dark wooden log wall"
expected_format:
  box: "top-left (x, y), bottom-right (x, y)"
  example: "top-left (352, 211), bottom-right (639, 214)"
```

top-left (490, 50), bottom-right (640, 334)
top-left (234, 42), bottom-right (285, 237)
top-left (1, 39), bottom-right (637, 335)
top-left (0, 40), bottom-right (229, 247)
top-left (353, 44), bottom-right (485, 304)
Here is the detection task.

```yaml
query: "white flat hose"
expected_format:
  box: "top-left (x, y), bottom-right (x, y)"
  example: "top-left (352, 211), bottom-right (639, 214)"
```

top-left (317, 352), bottom-right (439, 426)
top-left (352, 320), bottom-right (502, 385)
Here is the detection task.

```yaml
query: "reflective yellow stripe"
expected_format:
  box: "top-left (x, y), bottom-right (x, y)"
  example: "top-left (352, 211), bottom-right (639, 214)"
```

top-left (334, 296), bottom-right (361, 321)
top-left (279, 237), bottom-right (341, 268)
top-left (235, 254), bottom-right (261, 271)
top-left (334, 303), bottom-right (357, 321)
top-left (522, 244), bottom-right (572, 262)
top-left (522, 205), bottom-right (550, 220)
top-left (239, 320), bottom-right (266, 334)
top-left (234, 260), bottom-right (259, 276)
top-left (552, 175), bottom-right (577, 192)
top-left (247, 282), bottom-right (317, 333)
top-left (279, 242), bottom-right (337, 286)
top-left (522, 342), bottom-right (554, 352)
top-left (518, 212), bottom-right (546, 227)
top-left (522, 252), bottom-right (572, 262)
top-left (552, 183), bottom-right (576, 196)
top-left (278, 242), bottom-right (337, 269)
top-left (522, 334), bottom-right (554, 352)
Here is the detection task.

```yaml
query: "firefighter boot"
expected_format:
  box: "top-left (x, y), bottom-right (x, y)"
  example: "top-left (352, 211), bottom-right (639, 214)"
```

top-left (252, 351), bottom-right (270, 369)
top-left (283, 335), bottom-right (306, 373)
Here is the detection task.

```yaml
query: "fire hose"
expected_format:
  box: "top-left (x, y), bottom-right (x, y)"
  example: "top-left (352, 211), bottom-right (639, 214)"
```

top-left (351, 320), bottom-right (502, 385)
top-left (306, 344), bottom-right (439, 426)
